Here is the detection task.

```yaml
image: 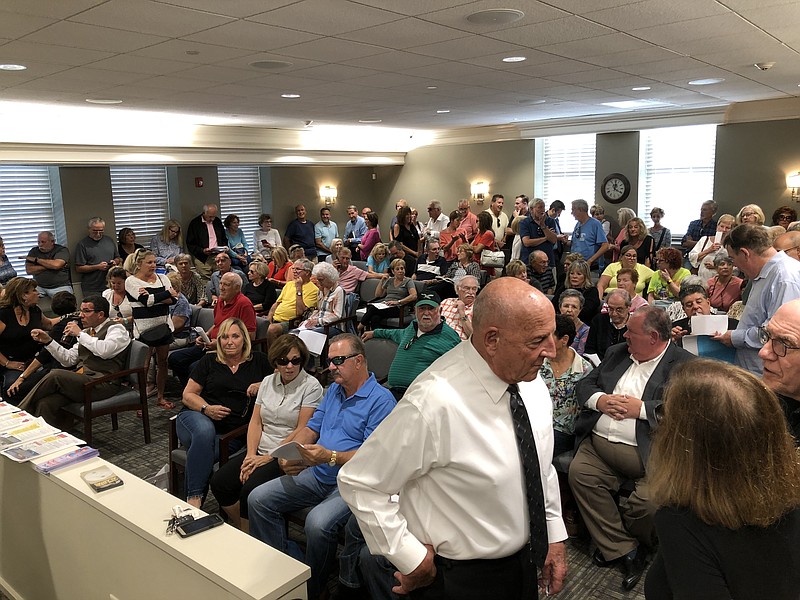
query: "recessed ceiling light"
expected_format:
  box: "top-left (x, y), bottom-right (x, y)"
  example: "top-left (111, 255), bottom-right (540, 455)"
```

top-left (281, 93), bottom-right (301, 99)
top-left (688, 78), bottom-right (725, 86)
top-left (0, 64), bottom-right (27, 71)
top-left (185, 50), bottom-right (200, 56)
top-left (466, 9), bottom-right (524, 25)
top-left (426, 85), bottom-right (438, 90)
top-left (631, 86), bottom-right (651, 91)
top-left (502, 56), bottom-right (527, 63)
top-left (517, 99), bottom-right (547, 105)
top-left (436, 109), bottom-right (450, 114)
top-left (85, 98), bottom-right (123, 104)
top-left (251, 60), bottom-right (294, 70)
top-left (358, 119), bottom-right (382, 124)
top-left (602, 99), bottom-right (675, 109)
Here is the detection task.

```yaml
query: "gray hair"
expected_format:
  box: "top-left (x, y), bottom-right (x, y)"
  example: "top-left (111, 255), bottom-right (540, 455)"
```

top-left (202, 203), bottom-right (218, 214)
top-left (679, 276), bottom-right (706, 292)
top-left (607, 288), bottom-right (631, 307)
top-left (294, 258), bottom-right (314, 273)
top-left (572, 199), bottom-right (589, 213)
top-left (635, 305), bottom-right (672, 342)
top-left (702, 200), bottom-right (718, 212)
top-left (87, 217), bottom-right (105, 228)
top-left (347, 205), bottom-right (358, 211)
top-left (713, 255), bottom-right (734, 267)
top-left (455, 275), bottom-right (480, 292)
top-left (428, 200), bottom-right (442, 210)
top-left (559, 288), bottom-right (585, 309)
top-left (312, 261), bottom-right (339, 284)
top-left (38, 230), bottom-right (55, 241)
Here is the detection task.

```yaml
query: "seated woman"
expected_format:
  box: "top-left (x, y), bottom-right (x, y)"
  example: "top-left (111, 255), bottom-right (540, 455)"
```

top-left (325, 239), bottom-right (343, 264)
top-left (210, 335), bottom-right (322, 531)
top-left (253, 213), bottom-right (283, 260)
top-left (541, 316), bottom-right (594, 457)
top-left (615, 268), bottom-right (649, 312)
top-left (0, 237), bottom-right (17, 285)
top-left (551, 260), bottom-right (601, 324)
top-left (244, 261), bottom-right (277, 315)
top-left (772, 205), bottom-right (797, 227)
top-left (596, 244), bottom-right (654, 298)
top-left (166, 272), bottom-right (192, 349)
top-left (648, 247), bottom-right (691, 304)
top-left (736, 203), bottom-right (765, 226)
top-left (224, 213), bottom-right (250, 270)
top-left (645, 360), bottom-right (800, 600)
top-left (688, 213), bottom-right (735, 281)
top-left (117, 227), bottom-right (144, 264)
top-left (623, 218), bottom-right (655, 268)
top-left (150, 219), bottom-right (183, 268)
top-left (176, 317), bottom-right (270, 508)
top-left (296, 262), bottom-right (345, 337)
top-left (174, 253), bottom-right (204, 306)
top-left (558, 289), bottom-right (590, 356)
top-left (504, 259), bottom-right (529, 285)
top-left (358, 258), bottom-right (417, 332)
top-left (102, 267), bottom-right (133, 330)
top-left (0, 277), bottom-right (58, 401)
top-left (267, 246), bottom-right (292, 288)
top-left (367, 243), bottom-right (390, 274)
top-left (706, 255), bottom-right (743, 313)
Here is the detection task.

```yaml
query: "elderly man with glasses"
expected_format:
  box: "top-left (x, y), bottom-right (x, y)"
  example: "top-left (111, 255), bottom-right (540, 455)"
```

top-left (266, 259), bottom-right (318, 343)
top-left (247, 333), bottom-right (395, 600)
top-left (204, 252), bottom-right (247, 307)
top-left (586, 289), bottom-right (631, 361)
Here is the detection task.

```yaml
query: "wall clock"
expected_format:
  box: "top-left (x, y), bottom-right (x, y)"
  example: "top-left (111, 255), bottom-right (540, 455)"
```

top-left (600, 172), bottom-right (631, 204)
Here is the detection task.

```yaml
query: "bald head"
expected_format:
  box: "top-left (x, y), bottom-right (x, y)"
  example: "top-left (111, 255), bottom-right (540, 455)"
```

top-left (219, 271), bottom-right (242, 302)
top-left (472, 278), bottom-right (556, 384)
top-left (774, 231), bottom-right (800, 261)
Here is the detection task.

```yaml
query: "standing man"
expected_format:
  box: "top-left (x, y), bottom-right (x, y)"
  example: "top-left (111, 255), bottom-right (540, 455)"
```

top-left (567, 199), bottom-right (609, 269)
top-left (569, 307), bottom-right (693, 590)
top-left (284, 204), bottom-right (317, 260)
top-left (19, 295), bottom-right (130, 428)
top-left (548, 200), bottom-right (567, 264)
top-left (314, 207), bottom-right (339, 261)
top-left (26, 231), bottom-right (72, 297)
top-left (186, 203), bottom-right (227, 283)
top-left (520, 199), bottom-right (558, 267)
top-left (423, 200), bottom-right (449, 245)
top-left (248, 334), bottom-right (395, 600)
top-left (343, 205), bottom-right (367, 254)
top-left (712, 224), bottom-right (800, 375)
top-left (74, 217), bottom-right (121, 296)
top-left (681, 200), bottom-right (718, 254)
top-left (759, 299), bottom-right (800, 442)
top-left (455, 199), bottom-right (478, 243)
top-left (485, 194), bottom-right (510, 254)
top-left (339, 278), bottom-right (568, 599)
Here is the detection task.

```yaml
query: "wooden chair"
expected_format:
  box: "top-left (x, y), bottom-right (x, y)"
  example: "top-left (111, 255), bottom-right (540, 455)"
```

top-left (167, 415), bottom-right (248, 498)
top-left (60, 340), bottom-right (151, 447)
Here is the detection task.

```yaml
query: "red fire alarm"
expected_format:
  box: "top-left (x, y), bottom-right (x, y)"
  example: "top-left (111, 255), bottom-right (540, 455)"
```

top-left (195, 177), bottom-right (204, 188)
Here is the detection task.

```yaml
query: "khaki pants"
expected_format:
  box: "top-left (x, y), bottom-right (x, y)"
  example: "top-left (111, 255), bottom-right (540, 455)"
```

top-left (193, 255), bottom-right (216, 284)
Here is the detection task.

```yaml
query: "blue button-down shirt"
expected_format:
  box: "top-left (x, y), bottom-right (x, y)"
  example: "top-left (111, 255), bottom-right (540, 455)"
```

top-left (344, 216), bottom-right (367, 245)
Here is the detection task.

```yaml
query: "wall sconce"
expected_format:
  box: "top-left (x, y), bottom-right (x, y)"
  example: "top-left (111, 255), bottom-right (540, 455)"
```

top-left (787, 172), bottom-right (800, 203)
top-left (320, 185), bottom-right (337, 207)
top-left (471, 181), bottom-right (489, 204)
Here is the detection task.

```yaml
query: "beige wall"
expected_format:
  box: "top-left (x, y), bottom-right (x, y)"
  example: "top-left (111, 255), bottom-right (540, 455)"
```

top-left (595, 131), bottom-right (640, 236)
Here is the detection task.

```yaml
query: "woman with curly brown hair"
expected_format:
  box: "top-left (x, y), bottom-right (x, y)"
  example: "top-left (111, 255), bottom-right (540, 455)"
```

top-left (645, 360), bottom-right (800, 599)
top-left (647, 247), bottom-right (690, 303)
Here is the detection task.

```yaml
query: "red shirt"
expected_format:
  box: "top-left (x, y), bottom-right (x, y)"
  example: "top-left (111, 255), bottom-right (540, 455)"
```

top-left (210, 292), bottom-right (257, 338)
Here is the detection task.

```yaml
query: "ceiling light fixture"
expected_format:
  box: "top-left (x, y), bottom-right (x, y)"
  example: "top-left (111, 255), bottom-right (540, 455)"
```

top-left (631, 86), bottom-right (651, 91)
top-left (358, 119), bottom-right (382, 124)
top-left (466, 9), bottom-right (524, 25)
top-left (85, 98), bottom-right (123, 104)
top-left (436, 109), bottom-right (450, 114)
top-left (688, 78), bottom-right (725, 86)
top-left (426, 85), bottom-right (438, 90)
top-left (281, 93), bottom-right (301, 99)
top-left (0, 64), bottom-right (27, 71)
top-left (502, 56), bottom-right (526, 63)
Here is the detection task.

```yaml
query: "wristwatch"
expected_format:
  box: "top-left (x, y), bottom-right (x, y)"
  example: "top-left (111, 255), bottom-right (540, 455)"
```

top-left (200, 404), bottom-right (207, 414)
top-left (328, 450), bottom-right (337, 467)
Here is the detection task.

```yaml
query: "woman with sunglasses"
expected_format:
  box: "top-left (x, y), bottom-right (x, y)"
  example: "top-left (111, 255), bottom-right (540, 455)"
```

top-left (771, 205), bottom-right (797, 227)
top-left (210, 335), bottom-right (321, 531)
top-left (176, 317), bottom-right (270, 509)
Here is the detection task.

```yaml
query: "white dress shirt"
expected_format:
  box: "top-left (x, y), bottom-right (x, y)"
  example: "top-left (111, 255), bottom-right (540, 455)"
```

top-left (424, 213), bottom-right (450, 240)
top-left (338, 340), bottom-right (566, 575)
top-left (45, 319), bottom-right (131, 367)
top-left (586, 343), bottom-right (669, 446)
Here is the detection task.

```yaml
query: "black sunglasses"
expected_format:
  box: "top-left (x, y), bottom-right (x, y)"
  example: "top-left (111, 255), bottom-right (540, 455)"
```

top-left (329, 353), bottom-right (360, 366)
top-left (275, 356), bottom-right (303, 366)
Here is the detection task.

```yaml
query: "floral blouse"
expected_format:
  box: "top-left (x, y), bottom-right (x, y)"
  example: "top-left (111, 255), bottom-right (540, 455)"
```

top-left (541, 350), bottom-right (593, 435)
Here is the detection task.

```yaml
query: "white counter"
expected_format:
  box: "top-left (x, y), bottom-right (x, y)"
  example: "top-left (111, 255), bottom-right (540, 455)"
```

top-left (0, 456), bottom-right (309, 600)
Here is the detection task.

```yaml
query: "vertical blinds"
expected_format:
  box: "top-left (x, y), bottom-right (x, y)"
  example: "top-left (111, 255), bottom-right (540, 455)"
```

top-left (541, 133), bottom-right (597, 235)
top-left (110, 166), bottom-right (169, 245)
top-left (0, 165), bottom-right (57, 275)
top-left (218, 165), bottom-right (262, 250)
top-left (640, 124), bottom-right (717, 238)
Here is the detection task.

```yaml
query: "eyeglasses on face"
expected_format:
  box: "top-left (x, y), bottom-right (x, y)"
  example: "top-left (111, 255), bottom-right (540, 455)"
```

top-left (777, 214), bottom-right (793, 221)
top-left (758, 326), bottom-right (800, 358)
top-left (607, 306), bottom-right (628, 314)
top-left (275, 356), bottom-right (303, 366)
top-left (741, 212), bottom-right (756, 218)
top-left (169, 227), bottom-right (180, 233)
top-left (329, 352), bottom-right (360, 366)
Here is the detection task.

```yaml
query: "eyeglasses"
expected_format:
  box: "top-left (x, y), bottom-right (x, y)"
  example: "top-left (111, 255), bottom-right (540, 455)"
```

top-left (169, 227), bottom-right (180, 233)
top-left (607, 306), bottom-right (628, 314)
top-left (758, 326), bottom-right (800, 358)
top-left (79, 308), bottom-right (96, 314)
top-left (275, 356), bottom-right (303, 366)
top-left (427, 207), bottom-right (436, 211)
top-left (777, 214), bottom-right (793, 221)
top-left (329, 353), bottom-right (360, 366)
top-left (741, 212), bottom-right (756, 218)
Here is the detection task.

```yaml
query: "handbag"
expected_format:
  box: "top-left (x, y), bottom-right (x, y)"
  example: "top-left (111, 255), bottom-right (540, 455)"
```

top-left (480, 249), bottom-right (505, 268)
top-left (139, 322), bottom-right (173, 346)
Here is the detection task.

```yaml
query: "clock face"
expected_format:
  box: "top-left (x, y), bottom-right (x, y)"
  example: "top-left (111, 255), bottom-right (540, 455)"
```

top-left (601, 173), bottom-right (631, 204)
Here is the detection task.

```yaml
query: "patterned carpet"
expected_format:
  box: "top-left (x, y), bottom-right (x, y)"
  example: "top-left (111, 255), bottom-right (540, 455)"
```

top-left (55, 376), bottom-right (649, 600)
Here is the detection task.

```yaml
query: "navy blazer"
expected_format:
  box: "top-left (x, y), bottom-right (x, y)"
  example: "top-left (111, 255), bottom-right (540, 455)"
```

top-left (573, 341), bottom-right (694, 464)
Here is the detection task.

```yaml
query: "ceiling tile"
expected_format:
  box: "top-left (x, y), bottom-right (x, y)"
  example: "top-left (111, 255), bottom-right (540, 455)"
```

top-left (132, 39), bottom-right (254, 64)
top-left (0, 60), bottom-right (72, 83)
top-left (0, 10), bottom-right (56, 39)
top-left (346, 0), bottom-right (474, 17)
top-left (412, 36), bottom-right (521, 61)
top-left (585, 46), bottom-right (681, 68)
top-left (169, 64), bottom-right (260, 83)
top-left (340, 18), bottom-right (467, 49)
top-left (0, 40), bottom-right (113, 65)
top-left (346, 71), bottom-right (432, 89)
top-left (548, 68), bottom-right (631, 85)
top-left (0, 0), bottom-right (106, 19)
top-left (275, 37), bottom-right (387, 62)
top-left (152, 0), bottom-right (297, 18)
top-left (341, 51), bottom-right (444, 72)
top-left (488, 16), bottom-right (614, 47)
top-left (214, 51), bottom-right (323, 73)
top-left (421, 0), bottom-right (569, 33)
top-left (24, 21), bottom-right (168, 52)
top-left (583, 0), bottom-right (729, 31)
top-left (630, 13), bottom-right (758, 46)
top-left (248, 0), bottom-right (401, 35)
top-left (184, 20), bottom-right (320, 52)
top-left (89, 54), bottom-right (197, 76)
top-left (288, 63), bottom-right (382, 82)
top-left (541, 0), bottom-right (644, 15)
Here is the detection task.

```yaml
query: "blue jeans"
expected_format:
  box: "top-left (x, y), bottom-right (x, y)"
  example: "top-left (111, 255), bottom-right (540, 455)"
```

top-left (175, 410), bottom-right (243, 500)
top-left (339, 514), bottom-right (402, 599)
top-left (248, 468), bottom-right (352, 599)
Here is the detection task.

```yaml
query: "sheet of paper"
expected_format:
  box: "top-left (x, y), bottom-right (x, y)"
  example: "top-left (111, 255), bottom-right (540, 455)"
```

top-left (690, 314), bottom-right (729, 336)
top-left (682, 335), bottom-right (736, 364)
top-left (294, 329), bottom-right (327, 356)
top-left (370, 302), bottom-right (390, 310)
top-left (269, 441), bottom-right (304, 461)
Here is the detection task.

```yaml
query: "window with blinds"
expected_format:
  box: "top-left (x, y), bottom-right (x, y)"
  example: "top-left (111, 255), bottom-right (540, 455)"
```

top-left (0, 165), bottom-right (57, 275)
top-left (110, 166), bottom-right (170, 246)
top-left (640, 124), bottom-right (717, 239)
top-left (218, 165), bottom-right (262, 250)
top-left (540, 133), bottom-right (597, 235)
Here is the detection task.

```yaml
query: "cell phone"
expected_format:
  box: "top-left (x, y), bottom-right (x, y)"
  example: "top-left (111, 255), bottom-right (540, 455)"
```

top-left (176, 513), bottom-right (224, 538)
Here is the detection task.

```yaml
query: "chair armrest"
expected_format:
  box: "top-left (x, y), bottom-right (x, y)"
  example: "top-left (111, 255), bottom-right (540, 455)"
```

top-left (169, 415), bottom-right (179, 452)
top-left (83, 366), bottom-right (144, 389)
top-left (219, 423), bottom-right (248, 464)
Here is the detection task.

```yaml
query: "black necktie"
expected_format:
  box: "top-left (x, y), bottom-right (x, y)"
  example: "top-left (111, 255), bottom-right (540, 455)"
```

top-left (508, 384), bottom-right (549, 569)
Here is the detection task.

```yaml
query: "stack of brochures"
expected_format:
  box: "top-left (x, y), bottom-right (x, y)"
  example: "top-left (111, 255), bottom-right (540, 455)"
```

top-left (0, 402), bottom-right (89, 466)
